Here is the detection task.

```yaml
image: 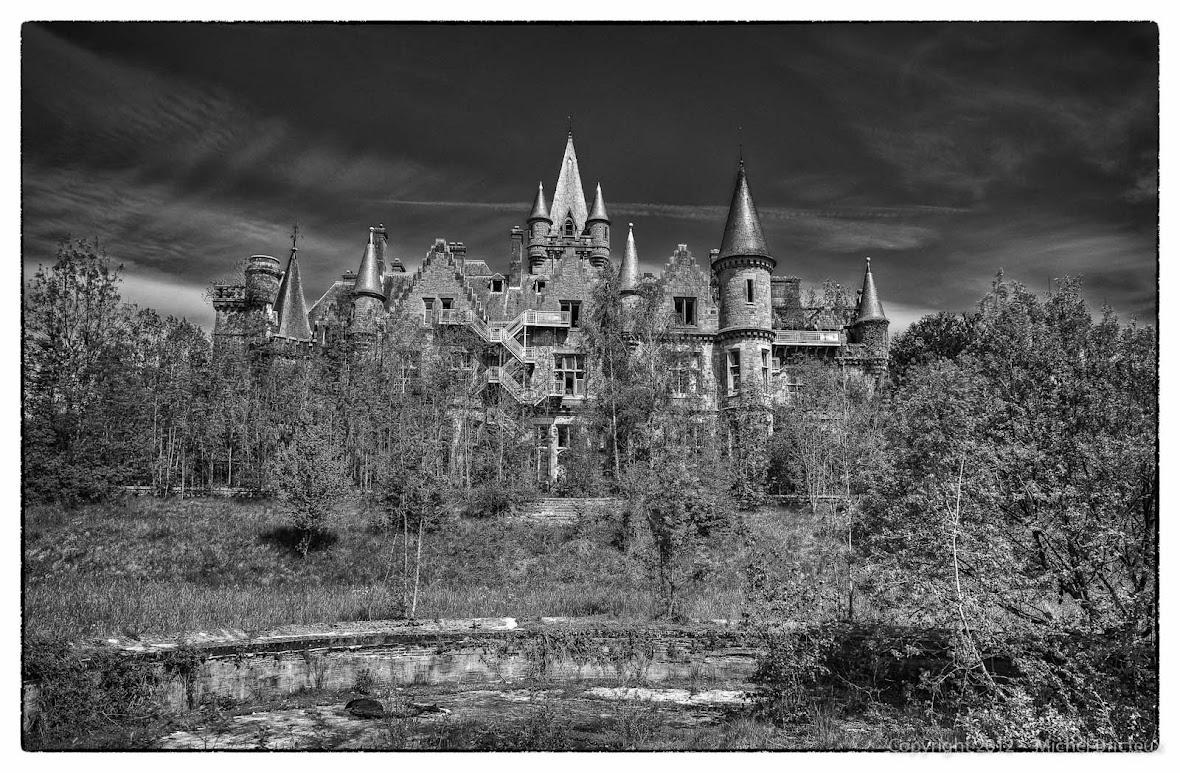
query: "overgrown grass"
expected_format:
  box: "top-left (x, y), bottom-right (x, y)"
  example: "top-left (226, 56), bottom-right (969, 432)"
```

top-left (23, 496), bottom-right (819, 641)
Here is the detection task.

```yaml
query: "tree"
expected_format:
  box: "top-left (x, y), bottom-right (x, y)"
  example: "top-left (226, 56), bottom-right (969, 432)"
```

top-left (634, 447), bottom-right (734, 619)
top-left (266, 357), bottom-right (350, 557)
top-left (23, 239), bottom-right (134, 503)
top-left (888, 310), bottom-right (980, 385)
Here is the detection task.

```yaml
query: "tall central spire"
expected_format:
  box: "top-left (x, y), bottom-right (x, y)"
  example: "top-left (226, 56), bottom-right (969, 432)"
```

top-left (549, 131), bottom-right (589, 236)
top-left (718, 161), bottom-right (771, 261)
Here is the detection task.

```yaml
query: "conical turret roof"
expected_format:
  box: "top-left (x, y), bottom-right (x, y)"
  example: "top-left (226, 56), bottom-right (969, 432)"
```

top-left (549, 132), bottom-right (588, 234)
top-left (527, 181), bottom-right (551, 222)
top-left (354, 227), bottom-right (385, 300)
top-left (619, 223), bottom-right (640, 293)
top-left (587, 182), bottom-right (610, 223)
top-left (718, 162), bottom-right (771, 261)
top-left (854, 257), bottom-right (888, 324)
top-left (274, 249), bottom-right (313, 341)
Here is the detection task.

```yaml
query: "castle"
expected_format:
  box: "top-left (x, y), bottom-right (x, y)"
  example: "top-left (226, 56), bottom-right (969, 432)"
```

top-left (211, 132), bottom-right (889, 482)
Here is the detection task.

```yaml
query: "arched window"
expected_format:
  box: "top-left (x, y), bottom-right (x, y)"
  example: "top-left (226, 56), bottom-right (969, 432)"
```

top-left (564, 218), bottom-right (575, 238)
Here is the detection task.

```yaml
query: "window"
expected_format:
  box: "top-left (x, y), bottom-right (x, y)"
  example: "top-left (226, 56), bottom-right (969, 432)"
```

top-left (397, 354), bottom-right (421, 393)
top-left (536, 280), bottom-right (546, 293)
top-left (561, 300), bottom-right (582, 328)
top-left (673, 351), bottom-right (702, 396)
top-left (448, 348), bottom-right (474, 373)
top-left (728, 350), bottom-right (741, 394)
top-left (674, 296), bottom-right (697, 326)
top-left (554, 354), bottom-right (586, 396)
top-left (422, 297), bottom-right (435, 322)
top-left (491, 278), bottom-right (503, 293)
top-left (746, 278), bottom-right (755, 303)
top-left (564, 218), bottom-right (575, 238)
top-left (761, 349), bottom-right (771, 386)
top-left (440, 297), bottom-right (454, 310)
top-left (556, 424), bottom-right (571, 449)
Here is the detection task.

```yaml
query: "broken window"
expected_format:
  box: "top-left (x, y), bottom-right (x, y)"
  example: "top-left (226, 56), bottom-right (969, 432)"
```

top-left (728, 349), bottom-right (741, 394)
top-left (673, 351), bottom-right (702, 396)
top-left (422, 297), bottom-right (435, 323)
top-left (554, 354), bottom-right (586, 396)
top-left (440, 297), bottom-right (454, 310)
top-left (491, 278), bottom-right (503, 293)
top-left (674, 296), bottom-right (697, 326)
top-left (560, 300), bottom-right (582, 328)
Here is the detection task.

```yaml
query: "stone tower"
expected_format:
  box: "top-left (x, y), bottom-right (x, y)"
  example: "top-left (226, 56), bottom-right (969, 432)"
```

top-left (848, 256), bottom-right (890, 372)
top-left (712, 160), bottom-right (776, 407)
top-left (350, 226), bottom-right (387, 346)
top-left (587, 183), bottom-right (611, 269)
top-left (526, 181), bottom-right (552, 275)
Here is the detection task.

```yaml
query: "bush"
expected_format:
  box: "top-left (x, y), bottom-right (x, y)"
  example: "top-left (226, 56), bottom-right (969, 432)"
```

top-left (23, 640), bottom-right (162, 748)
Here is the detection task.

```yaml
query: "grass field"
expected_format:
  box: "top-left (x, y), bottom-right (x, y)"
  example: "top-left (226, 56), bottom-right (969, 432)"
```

top-left (23, 495), bottom-right (842, 642)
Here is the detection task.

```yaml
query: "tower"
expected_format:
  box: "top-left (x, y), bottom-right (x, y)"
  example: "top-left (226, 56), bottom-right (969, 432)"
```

top-left (526, 181), bottom-right (552, 275)
top-left (618, 222), bottom-right (641, 310)
top-left (273, 242), bottom-right (313, 343)
top-left (587, 183), bottom-right (611, 269)
top-left (350, 226), bottom-right (387, 346)
top-left (849, 256), bottom-right (889, 371)
top-left (712, 160), bottom-right (776, 406)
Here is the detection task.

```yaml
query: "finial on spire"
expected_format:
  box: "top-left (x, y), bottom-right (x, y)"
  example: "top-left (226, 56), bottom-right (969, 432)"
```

top-left (290, 223), bottom-right (301, 254)
top-left (567, 115), bottom-right (573, 137)
top-left (739, 126), bottom-right (744, 167)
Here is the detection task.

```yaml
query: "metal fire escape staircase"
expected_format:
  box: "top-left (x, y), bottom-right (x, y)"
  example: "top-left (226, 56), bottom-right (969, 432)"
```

top-left (438, 309), bottom-right (571, 405)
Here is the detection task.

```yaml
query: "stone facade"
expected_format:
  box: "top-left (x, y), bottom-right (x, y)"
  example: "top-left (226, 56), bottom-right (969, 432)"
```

top-left (211, 132), bottom-right (891, 482)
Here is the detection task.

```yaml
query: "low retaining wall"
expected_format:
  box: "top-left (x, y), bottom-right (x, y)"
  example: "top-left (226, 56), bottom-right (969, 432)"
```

top-left (23, 617), bottom-right (757, 730)
top-left (514, 498), bottom-right (624, 524)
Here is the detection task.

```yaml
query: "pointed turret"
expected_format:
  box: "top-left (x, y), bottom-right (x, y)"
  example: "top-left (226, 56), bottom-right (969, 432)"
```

top-left (587, 182), bottom-right (609, 224)
top-left (354, 227), bottom-right (386, 301)
top-left (718, 162), bottom-right (771, 261)
top-left (619, 223), bottom-right (640, 294)
top-left (587, 182), bottom-right (611, 268)
top-left (527, 181), bottom-right (551, 223)
top-left (854, 257), bottom-right (887, 323)
top-left (549, 131), bottom-right (589, 235)
top-left (273, 248), bottom-right (312, 341)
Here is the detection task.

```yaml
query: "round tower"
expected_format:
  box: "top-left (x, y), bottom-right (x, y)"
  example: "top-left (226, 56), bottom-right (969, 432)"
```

top-left (587, 182), bottom-right (611, 269)
top-left (712, 161), bottom-right (777, 404)
top-left (350, 227), bottom-right (387, 346)
top-left (849, 256), bottom-right (890, 370)
top-left (526, 181), bottom-right (552, 274)
top-left (244, 254), bottom-right (282, 307)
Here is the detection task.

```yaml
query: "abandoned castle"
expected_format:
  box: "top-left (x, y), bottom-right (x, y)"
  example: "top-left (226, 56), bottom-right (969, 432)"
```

top-left (210, 133), bottom-right (889, 482)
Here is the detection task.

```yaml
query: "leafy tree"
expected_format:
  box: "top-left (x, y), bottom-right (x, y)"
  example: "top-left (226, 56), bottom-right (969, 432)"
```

top-left (634, 447), bottom-right (734, 619)
top-left (888, 309), bottom-right (980, 385)
top-left (23, 239), bottom-right (135, 503)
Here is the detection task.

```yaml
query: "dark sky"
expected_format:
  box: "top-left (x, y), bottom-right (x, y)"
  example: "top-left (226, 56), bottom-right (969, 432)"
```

top-left (21, 22), bottom-right (1158, 333)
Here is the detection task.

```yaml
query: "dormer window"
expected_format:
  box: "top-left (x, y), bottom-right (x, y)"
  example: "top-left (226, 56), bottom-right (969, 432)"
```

top-left (563, 218), bottom-right (575, 238)
top-left (491, 278), bottom-right (504, 293)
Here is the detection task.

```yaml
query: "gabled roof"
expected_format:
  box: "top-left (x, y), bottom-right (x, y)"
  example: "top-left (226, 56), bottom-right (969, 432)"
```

top-left (353, 227), bottom-right (385, 300)
top-left (619, 223), bottom-right (640, 293)
top-left (274, 250), bottom-right (313, 341)
top-left (854, 257), bottom-right (888, 324)
top-left (549, 132), bottom-right (588, 234)
top-left (587, 182), bottom-right (609, 223)
top-left (718, 162), bottom-right (771, 261)
top-left (527, 181), bottom-right (551, 223)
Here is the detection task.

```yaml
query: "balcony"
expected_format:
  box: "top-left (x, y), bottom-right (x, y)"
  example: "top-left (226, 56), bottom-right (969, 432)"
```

top-left (774, 329), bottom-right (842, 347)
